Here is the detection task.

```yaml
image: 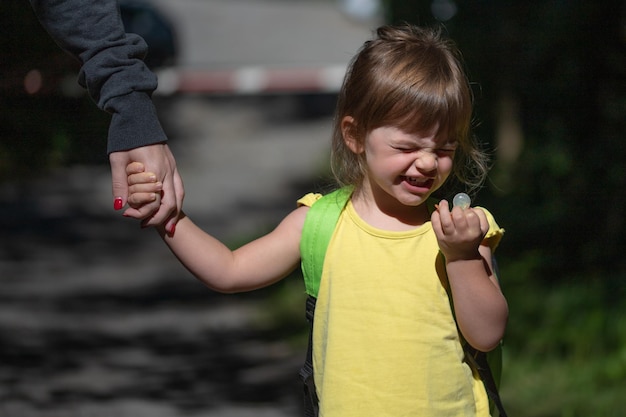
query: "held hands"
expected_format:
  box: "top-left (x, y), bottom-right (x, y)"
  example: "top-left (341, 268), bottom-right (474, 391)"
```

top-left (431, 199), bottom-right (489, 263)
top-left (109, 144), bottom-right (184, 233)
top-left (123, 161), bottom-right (169, 229)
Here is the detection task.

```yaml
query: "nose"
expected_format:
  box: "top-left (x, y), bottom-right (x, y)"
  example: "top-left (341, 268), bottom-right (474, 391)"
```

top-left (414, 150), bottom-right (438, 173)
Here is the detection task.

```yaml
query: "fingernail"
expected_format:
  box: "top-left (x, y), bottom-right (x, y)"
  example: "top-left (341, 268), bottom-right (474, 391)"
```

top-left (114, 197), bottom-right (123, 210)
top-left (168, 223), bottom-right (176, 236)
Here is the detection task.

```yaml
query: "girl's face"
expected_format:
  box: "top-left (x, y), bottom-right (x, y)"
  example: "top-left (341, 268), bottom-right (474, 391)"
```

top-left (348, 121), bottom-right (457, 213)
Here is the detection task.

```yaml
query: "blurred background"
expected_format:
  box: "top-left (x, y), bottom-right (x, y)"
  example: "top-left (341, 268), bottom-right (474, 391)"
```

top-left (1, 0), bottom-right (625, 416)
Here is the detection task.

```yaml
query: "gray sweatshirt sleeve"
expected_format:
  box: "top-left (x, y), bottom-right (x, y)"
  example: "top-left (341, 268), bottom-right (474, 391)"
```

top-left (29, 0), bottom-right (168, 154)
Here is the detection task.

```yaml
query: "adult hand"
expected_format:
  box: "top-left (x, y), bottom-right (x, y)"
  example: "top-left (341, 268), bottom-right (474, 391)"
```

top-left (109, 143), bottom-right (184, 233)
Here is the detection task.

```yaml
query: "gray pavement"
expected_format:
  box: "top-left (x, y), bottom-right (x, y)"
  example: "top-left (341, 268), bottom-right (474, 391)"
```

top-left (0, 1), bottom-right (379, 415)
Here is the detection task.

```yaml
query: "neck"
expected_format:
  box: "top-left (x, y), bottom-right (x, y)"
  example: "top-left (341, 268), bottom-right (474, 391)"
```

top-left (351, 184), bottom-right (430, 231)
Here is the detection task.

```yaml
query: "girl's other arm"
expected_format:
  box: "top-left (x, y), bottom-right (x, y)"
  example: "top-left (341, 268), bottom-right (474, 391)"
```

top-left (431, 200), bottom-right (508, 352)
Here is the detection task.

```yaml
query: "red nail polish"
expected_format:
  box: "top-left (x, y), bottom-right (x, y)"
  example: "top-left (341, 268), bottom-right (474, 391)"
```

top-left (168, 223), bottom-right (176, 236)
top-left (114, 197), bottom-right (123, 210)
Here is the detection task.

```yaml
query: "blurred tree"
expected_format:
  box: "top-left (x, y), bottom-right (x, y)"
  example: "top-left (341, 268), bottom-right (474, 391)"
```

top-left (0, 0), bottom-right (179, 183)
top-left (384, 4), bottom-right (626, 414)
top-left (384, 0), bottom-right (626, 283)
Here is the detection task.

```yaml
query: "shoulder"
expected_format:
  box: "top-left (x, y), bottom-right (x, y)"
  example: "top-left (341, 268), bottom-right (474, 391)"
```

top-left (288, 192), bottom-right (325, 236)
top-left (297, 187), bottom-right (354, 210)
top-left (297, 192), bottom-right (323, 208)
top-left (275, 202), bottom-right (311, 241)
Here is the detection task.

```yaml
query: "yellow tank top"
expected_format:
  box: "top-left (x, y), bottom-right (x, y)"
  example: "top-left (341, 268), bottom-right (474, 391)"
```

top-left (298, 193), bottom-right (503, 417)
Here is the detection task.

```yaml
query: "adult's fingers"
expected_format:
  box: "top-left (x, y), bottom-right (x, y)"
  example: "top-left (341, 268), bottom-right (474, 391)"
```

top-left (131, 144), bottom-right (184, 229)
top-left (109, 151), bottom-right (130, 211)
top-left (164, 166), bottom-right (185, 234)
top-left (111, 148), bottom-right (161, 219)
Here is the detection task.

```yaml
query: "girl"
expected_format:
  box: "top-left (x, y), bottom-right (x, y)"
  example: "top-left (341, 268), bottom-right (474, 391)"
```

top-left (126, 24), bottom-right (507, 417)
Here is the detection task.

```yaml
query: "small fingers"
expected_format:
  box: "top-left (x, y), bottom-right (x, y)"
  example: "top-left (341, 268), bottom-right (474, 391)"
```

top-left (431, 207), bottom-right (443, 237)
top-left (123, 207), bottom-right (152, 220)
top-left (128, 192), bottom-right (157, 206)
top-left (123, 196), bottom-right (162, 220)
top-left (126, 170), bottom-right (162, 212)
top-left (126, 162), bottom-right (146, 175)
top-left (128, 171), bottom-right (157, 186)
top-left (126, 168), bottom-right (162, 216)
top-left (128, 180), bottom-right (162, 194)
top-left (127, 186), bottom-right (161, 208)
top-left (436, 200), bottom-right (456, 235)
top-left (435, 200), bottom-right (483, 236)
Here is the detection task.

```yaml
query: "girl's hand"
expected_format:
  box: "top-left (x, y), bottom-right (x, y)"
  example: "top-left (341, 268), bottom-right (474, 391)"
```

top-left (124, 162), bottom-right (163, 218)
top-left (431, 199), bottom-right (489, 263)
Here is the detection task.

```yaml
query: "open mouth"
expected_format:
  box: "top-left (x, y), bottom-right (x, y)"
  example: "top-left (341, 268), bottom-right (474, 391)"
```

top-left (404, 176), bottom-right (433, 188)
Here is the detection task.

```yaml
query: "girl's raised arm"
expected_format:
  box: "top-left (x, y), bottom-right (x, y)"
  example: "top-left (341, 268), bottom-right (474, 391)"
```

top-left (431, 200), bottom-right (508, 352)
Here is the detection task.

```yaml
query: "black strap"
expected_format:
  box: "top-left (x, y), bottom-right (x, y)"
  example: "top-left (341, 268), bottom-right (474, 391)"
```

top-left (447, 253), bottom-right (508, 417)
top-left (299, 296), bottom-right (319, 417)
top-left (464, 344), bottom-right (508, 417)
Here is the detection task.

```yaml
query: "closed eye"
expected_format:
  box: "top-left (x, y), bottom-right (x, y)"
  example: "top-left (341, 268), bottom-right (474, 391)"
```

top-left (393, 146), bottom-right (417, 153)
top-left (436, 142), bottom-right (458, 156)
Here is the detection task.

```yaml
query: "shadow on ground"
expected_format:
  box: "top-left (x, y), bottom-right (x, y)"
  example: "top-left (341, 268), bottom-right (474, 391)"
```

top-left (0, 94), bottom-right (336, 416)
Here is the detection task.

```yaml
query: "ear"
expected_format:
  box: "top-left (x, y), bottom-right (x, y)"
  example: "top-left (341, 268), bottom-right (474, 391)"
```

top-left (341, 116), bottom-right (363, 154)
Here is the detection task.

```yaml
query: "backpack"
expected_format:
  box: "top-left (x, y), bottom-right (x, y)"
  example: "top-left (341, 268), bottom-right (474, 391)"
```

top-left (298, 187), bottom-right (507, 417)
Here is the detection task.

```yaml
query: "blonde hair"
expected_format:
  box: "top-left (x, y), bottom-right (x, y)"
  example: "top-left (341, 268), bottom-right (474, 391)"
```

top-left (330, 24), bottom-right (490, 197)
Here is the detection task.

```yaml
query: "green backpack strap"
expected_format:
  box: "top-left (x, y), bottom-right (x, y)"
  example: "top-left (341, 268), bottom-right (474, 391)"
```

top-left (299, 186), bottom-right (352, 417)
top-left (300, 186), bottom-right (353, 297)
